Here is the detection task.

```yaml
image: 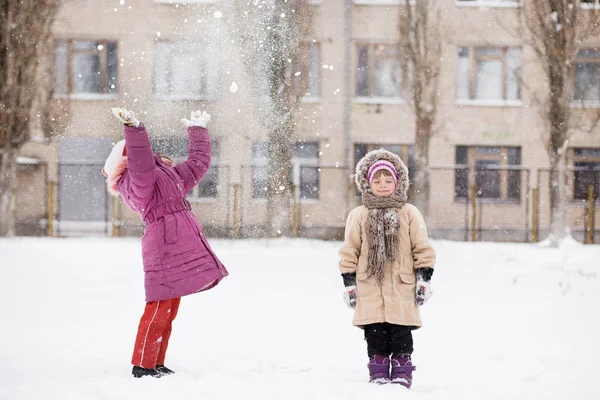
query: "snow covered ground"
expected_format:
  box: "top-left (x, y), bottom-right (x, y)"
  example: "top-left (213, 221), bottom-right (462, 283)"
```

top-left (0, 237), bottom-right (598, 400)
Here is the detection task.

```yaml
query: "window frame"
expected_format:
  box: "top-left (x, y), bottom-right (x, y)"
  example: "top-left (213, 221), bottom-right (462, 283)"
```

top-left (54, 39), bottom-right (118, 99)
top-left (250, 141), bottom-right (269, 200)
top-left (568, 147), bottom-right (600, 203)
top-left (354, 0), bottom-right (416, 5)
top-left (572, 49), bottom-right (600, 105)
top-left (355, 42), bottom-right (410, 103)
top-left (454, 145), bottom-right (522, 203)
top-left (153, 39), bottom-right (218, 101)
top-left (455, 0), bottom-right (521, 8)
top-left (456, 46), bottom-right (522, 105)
top-left (581, 0), bottom-right (600, 10)
top-left (299, 41), bottom-right (322, 102)
top-left (293, 142), bottom-right (321, 201)
top-left (153, 0), bottom-right (217, 4)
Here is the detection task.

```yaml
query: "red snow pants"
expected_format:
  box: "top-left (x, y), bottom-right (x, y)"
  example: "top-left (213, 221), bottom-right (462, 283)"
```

top-left (131, 297), bottom-right (181, 369)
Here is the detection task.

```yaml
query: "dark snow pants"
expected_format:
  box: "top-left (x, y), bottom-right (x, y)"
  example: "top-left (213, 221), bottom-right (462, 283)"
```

top-left (364, 322), bottom-right (415, 358)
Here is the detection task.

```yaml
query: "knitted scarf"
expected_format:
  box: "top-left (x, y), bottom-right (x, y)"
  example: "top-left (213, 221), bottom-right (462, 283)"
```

top-left (362, 192), bottom-right (406, 286)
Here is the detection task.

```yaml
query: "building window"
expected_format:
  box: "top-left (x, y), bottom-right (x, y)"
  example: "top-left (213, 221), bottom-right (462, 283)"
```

top-left (455, 146), bottom-right (521, 201)
top-left (354, 143), bottom-right (414, 196)
top-left (251, 141), bottom-right (320, 200)
top-left (457, 46), bottom-right (521, 102)
top-left (54, 40), bottom-right (118, 95)
top-left (353, 0), bottom-right (416, 4)
top-left (456, 0), bottom-right (520, 6)
top-left (571, 148), bottom-right (600, 201)
top-left (574, 49), bottom-right (600, 103)
top-left (293, 142), bottom-right (320, 200)
top-left (356, 43), bottom-right (410, 99)
top-left (153, 0), bottom-right (217, 3)
top-left (581, 0), bottom-right (600, 9)
top-left (154, 40), bottom-right (217, 99)
top-left (151, 137), bottom-right (220, 199)
top-left (251, 141), bottom-right (269, 199)
top-left (297, 42), bottom-right (321, 98)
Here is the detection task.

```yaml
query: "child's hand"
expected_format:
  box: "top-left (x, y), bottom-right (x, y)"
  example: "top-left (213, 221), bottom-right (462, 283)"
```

top-left (343, 285), bottom-right (357, 309)
top-left (181, 110), bottom-right (211, 128)
top-left (415, 278), bottom-right (433, 306)
top-left (111, 107), bottom-right (140, 127)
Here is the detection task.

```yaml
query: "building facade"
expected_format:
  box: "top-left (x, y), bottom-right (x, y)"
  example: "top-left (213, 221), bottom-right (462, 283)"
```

top-left (14, 0), bottom-right (600, 242)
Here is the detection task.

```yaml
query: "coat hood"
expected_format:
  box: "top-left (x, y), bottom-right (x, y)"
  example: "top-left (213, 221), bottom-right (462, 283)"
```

top-left (355, 148), bottom-right (409, 200)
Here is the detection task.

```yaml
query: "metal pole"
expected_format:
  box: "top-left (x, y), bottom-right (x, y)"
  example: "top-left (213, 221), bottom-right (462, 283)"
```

top-left (47, 181), bottom-right (56, 237)
top-left (111, 195), bottom-right (119, 237)
top-left (291, 183), bottom-right (298, 238)
top-left (587, 184), bottom-right (595, 245)
top-left (531, 188), bottom-right (538, 243)
top-left (232, 183), bottom-right (240, 239)
top-left (525, 169), bottom-right (530, 242)
top-left (471, 185), bottom-right (477, 242)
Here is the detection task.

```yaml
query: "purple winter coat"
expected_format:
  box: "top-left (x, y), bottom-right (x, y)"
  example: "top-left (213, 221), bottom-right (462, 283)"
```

top-left (115, 124), bottom-right (228, 302)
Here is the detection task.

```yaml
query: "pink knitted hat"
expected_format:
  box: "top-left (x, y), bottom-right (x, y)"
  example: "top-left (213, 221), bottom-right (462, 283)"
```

top-left (367, 160), bottom-right (398, 187)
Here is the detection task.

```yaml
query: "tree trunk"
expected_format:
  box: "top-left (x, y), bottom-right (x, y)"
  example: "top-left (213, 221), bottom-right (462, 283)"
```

top-left (412, 117), bottom-right (432, 220)
top-left (0, 147), bottom-right (18, 236)
top-left (264, 0), bottom-right (309, 238)
top-left (547, 150), bottom-right (569, 245)
top-left (266, 122), bottom-right (293, 237)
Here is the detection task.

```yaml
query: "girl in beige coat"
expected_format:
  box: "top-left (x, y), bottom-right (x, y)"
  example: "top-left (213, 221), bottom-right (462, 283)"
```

top-left (339, 149), bottom-right (436, 387)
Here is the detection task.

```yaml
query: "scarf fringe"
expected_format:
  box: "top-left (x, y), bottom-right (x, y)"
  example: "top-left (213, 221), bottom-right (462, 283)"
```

top-left (364, 194), bottom-right (404, 286)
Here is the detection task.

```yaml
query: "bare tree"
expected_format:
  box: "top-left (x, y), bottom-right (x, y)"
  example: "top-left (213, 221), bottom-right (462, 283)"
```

top-left (518, 0), bottom-right (600, 245)
top-left (264, 0), bottom-right (311, 237)
top-left (0, 0), bottom-right (61, 236)
top-left (398, 0), bottom-right (443, 220)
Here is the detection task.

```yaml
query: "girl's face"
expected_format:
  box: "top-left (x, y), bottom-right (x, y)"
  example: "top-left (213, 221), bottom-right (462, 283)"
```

top-left (370, 173), bottom-right (396, 197)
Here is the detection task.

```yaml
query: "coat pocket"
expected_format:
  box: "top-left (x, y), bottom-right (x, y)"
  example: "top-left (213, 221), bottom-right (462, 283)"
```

top-left (164, 215), bottom-right (177, 244)
top-left (393, 273), bottom-right (416, 299)
top-left (356, 272), bottom-right (380, 298)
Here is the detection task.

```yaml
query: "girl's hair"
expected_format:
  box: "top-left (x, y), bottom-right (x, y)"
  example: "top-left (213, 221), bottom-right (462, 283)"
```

top-left (373, 169), bottom-right (393, 180)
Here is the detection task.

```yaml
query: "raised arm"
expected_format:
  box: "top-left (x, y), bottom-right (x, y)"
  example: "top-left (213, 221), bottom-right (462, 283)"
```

top-left (112, 108), bottom-right (156, 201)
top-left (173, 111), bottom-right (213, 194)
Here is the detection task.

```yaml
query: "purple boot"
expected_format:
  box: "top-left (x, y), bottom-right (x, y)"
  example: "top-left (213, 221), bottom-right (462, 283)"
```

top-left (367, 354), bottom-right (390, 384)
top-left (390, 355), bottom-right (416, 388)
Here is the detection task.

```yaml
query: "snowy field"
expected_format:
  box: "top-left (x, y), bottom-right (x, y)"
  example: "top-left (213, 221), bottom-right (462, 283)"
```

top-left (0, 237), bottom-right (598, 400)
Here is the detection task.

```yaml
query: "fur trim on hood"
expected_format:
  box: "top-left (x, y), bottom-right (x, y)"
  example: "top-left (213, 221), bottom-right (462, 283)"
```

top-left (355, 148), bottom-right (409, 200)
top-left (106, 156), bottom-right (128, 196)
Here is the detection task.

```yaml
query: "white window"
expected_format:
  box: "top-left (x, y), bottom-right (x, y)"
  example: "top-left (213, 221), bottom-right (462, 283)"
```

top-left (574, 49), bottom-right (600, 103)
top-left (304, 42), bottom-right (321, 98)
top-left (457, 46), bottom-right (521, 102)
top-left (54, 40), bottom-right (118, 96)
top-left (356, 43), bottom-right (410, 100)
top-left (456, 0), bottom-right (520, 7)
top-left (154, 40), bottom-right (218, 100)
top-left (153, 0), bottom-right (217, 4)
top-left (293, 142), bottom-right (320, 200)
top-left (251, 141), bottom-right (269, 199)
top-left (581, 0), bottom-right (600, 9)
top-left (354, 0), bottom-right (415, 5)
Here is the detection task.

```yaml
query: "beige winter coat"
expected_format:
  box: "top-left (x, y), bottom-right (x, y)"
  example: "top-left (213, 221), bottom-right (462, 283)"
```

top-left (339, 203), bottom-right (435, 328)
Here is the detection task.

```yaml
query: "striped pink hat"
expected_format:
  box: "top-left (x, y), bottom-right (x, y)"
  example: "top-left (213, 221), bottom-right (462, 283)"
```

top-left (367, 160), bottom-right (398, 187)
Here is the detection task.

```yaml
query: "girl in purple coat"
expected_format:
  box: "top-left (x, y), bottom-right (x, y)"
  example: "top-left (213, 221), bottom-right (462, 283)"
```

top-left (102, 108), bottom-right (228, 378)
